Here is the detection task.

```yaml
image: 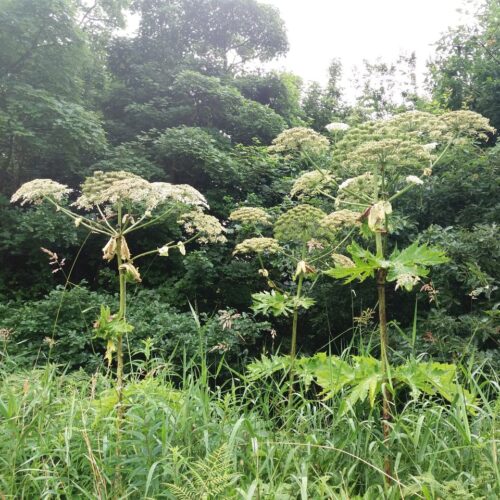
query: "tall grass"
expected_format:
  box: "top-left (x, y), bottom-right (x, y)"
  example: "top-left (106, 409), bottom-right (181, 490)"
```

top-left (0, 349), bottom-right (498, 499)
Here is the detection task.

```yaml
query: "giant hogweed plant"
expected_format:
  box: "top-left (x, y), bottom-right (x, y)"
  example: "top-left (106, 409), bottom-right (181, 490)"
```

top-left (248, 110), bottom-right (494, 480)
top-left (229, 202), bottom-right (358, 402)
top-left (10, 171), bottom-right (226, 464)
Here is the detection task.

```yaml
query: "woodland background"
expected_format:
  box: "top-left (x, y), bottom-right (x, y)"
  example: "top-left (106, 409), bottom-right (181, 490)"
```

top-left (0, 0), bottom-right (498, 372)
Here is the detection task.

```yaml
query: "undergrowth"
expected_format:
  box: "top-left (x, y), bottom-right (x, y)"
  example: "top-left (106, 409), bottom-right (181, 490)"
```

top-left (0, 352), bottom-right (498, 499)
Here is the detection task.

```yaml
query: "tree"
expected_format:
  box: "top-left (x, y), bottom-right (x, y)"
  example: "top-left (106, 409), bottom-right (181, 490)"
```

top-left (350, 54), bottom-right (419, 121)
top-left (0, 0), bottom-right (114, 192)
top-left (131, 0), bottom-right (288, 74)
top-left (110, 70), bottom-right (286, 143)
top-left (105, 0), bottom-right (289, 141)
top-left (302, 59), bottom-right (346, 130)
top-left (428, 0), bottom-right (500, 130)
top-left (235, 71), bottom-right (304, 126)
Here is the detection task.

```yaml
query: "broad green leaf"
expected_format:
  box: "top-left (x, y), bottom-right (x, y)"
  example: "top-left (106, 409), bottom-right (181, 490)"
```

top-left (387, 242), bottom-right (449, 291)
top-left (325, 241), bottom-right (382, 283)
top-left (251, 290), bottom-right (315, 317)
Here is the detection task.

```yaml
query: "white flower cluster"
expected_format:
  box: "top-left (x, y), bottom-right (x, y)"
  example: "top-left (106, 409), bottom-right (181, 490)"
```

top-left (422, 142), bottom-right (439, 152)
top-left (73, 171), bottom-right (209, 211)
top-left (74, 171), bottom-right (153, 210)
top-left (229, 207), bottom-right (271, 225)
top-left (269, 127), bottom-right (330, 156)
top-left (335, 173), bottom-right (376, 210)
top-left (345, 139), bottom-right (431, 174)
top-left (151, 182), bottom-right (208, 209)
top-left (178, 211), bottom-right (227, 244)
top-left (406, 175), bottom-right (424, 185)
top-left (233, 237), bottom-right (281, 255)
top-left (334, 110), bottom-right (494, 175)
top-left (439, 110), bottom-right (495, 141)
top-left (290, 170), bottom-right (336, 199)
top-left (325, 122), bottom-right (350, 132)
top-left (320, 210), bottom-right (360, 232)
top-left (11, 179), bottom-right (72, 206)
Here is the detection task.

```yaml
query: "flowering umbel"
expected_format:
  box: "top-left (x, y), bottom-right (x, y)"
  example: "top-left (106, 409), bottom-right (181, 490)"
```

top-left (269, 127), bottom-right (330, 156)
top-left (229, 207), bottom-right (271, 225)
top-left (11, 179), bottom-right (72, 205)
top-left (325, 122), bottom-right (350, 132)
top-left (72, 171), bottom-right (209, 212)
top-left (335, 173), bottom-right (376, 211)
top-left (290, 170), bottom-right (336, 199)
top-left (74, 171), bottom-right (153, 210)
top-left (320, 210), bottom-right (361, 232)
top-left (274, 204), bottom-right (327, 244)
top-left (178, 211), bottom-right (227, 244)
top-left (344, 139), bottom-right (431, 175)
top-left (233, 237), bottom-right (281, 255)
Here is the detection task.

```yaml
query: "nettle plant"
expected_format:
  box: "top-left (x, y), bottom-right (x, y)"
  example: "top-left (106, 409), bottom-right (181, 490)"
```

top-left (229, 201), bottom-right (358, 400)
top-left (11, 171), bottom-right (226, 405)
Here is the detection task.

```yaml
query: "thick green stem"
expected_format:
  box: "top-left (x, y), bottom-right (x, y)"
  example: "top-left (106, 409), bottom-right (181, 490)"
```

top-left (116, 248), bottom-right (126, 407)
top-left (114, 205), bottom-right (126, 490)
top-left (288, 274), bottom-right (304, 406)
top-left (375, 231), bottom-right (392, 484)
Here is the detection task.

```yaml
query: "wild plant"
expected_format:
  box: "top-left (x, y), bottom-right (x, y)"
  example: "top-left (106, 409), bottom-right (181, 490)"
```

top-left (247, 110), bottom-right (495, 481)
top-left (229, 201), bottom-right (357, 404)
top-left (313, 110), bottom-right (494, 479)
top-left (10, 170), bottom-right (226, 478)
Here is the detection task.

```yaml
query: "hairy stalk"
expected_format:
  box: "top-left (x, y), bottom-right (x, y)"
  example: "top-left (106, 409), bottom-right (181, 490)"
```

top-left (288, 273), bottom-right (304, 406)
top-left (115, 204), bottom-right (126, 490)
top-left (375, 230), bottom-right (392, 484)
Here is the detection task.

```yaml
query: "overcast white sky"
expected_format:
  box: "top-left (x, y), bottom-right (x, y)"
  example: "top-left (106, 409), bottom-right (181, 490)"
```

top-left (261, 0), bottom-right (471, 91)
top-left (125, 0), bottom-right (473, 96)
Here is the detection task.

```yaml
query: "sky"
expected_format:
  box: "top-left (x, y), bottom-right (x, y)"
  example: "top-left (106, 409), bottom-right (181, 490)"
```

top-left (257, 0), bottom-right (471, 95)
top-left (124, 0), bottom-right (473, 98)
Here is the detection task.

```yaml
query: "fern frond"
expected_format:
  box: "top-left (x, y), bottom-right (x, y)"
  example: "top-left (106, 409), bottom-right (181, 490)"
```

top-left (165, 444), bottom-right (237, 499)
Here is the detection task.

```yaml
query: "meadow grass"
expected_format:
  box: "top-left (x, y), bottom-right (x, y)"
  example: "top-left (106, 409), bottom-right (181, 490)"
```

top-left (0, 348), bottom-right (498, 499)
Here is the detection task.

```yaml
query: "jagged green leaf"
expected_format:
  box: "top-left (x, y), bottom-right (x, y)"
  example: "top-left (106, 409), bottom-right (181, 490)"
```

top-left (325, 241), bottom-right (383, 283)
top-left (387, 242), bottom-right (449, 290)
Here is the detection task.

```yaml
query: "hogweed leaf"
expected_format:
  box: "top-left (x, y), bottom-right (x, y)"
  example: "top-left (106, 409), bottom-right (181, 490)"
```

top-left (387, 242), bottom-right (448, 291)
top-left (325, 241), bottom-right (383, 283)
top-left (251, 291), bottom-right (315, 318)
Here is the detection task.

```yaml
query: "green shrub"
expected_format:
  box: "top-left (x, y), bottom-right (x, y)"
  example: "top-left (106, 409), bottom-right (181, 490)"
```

top-left (0, 286), bottom-right (271, 371)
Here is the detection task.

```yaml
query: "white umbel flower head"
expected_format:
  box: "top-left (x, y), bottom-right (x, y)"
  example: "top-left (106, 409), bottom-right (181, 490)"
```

top-left (178, 211), bottom-right (227, 244)
top-left (269, 127), bottom-right (330, 156)
top-left (151, 182), bottom-right (208, 209)
top-left (320, 210), bottom-right (360, 232)
top-left (233, 237), bottom-right (281, 255)
top-left (325, 122), bottom-right (350, 132)
top-left (229, 207), bottom-right (271, 225)
top-left (290, 170), bottom-right (335, 198)
top-left (335, 173), bottom-right (376, 211)
top-left (423, 142), bottom-right (439, 152)
top-left (11, 179), bottom-right (72, 206)
top-left (406, 175), bottom-right (424, 185)
top-left (73, 171), bottom-right (209, 212)
top-left (74, 171), bottom-right (153, 210)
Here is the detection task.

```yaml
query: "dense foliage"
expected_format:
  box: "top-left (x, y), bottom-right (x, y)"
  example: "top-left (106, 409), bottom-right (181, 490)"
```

top-left (0, 0), bottom-right (498, 497)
